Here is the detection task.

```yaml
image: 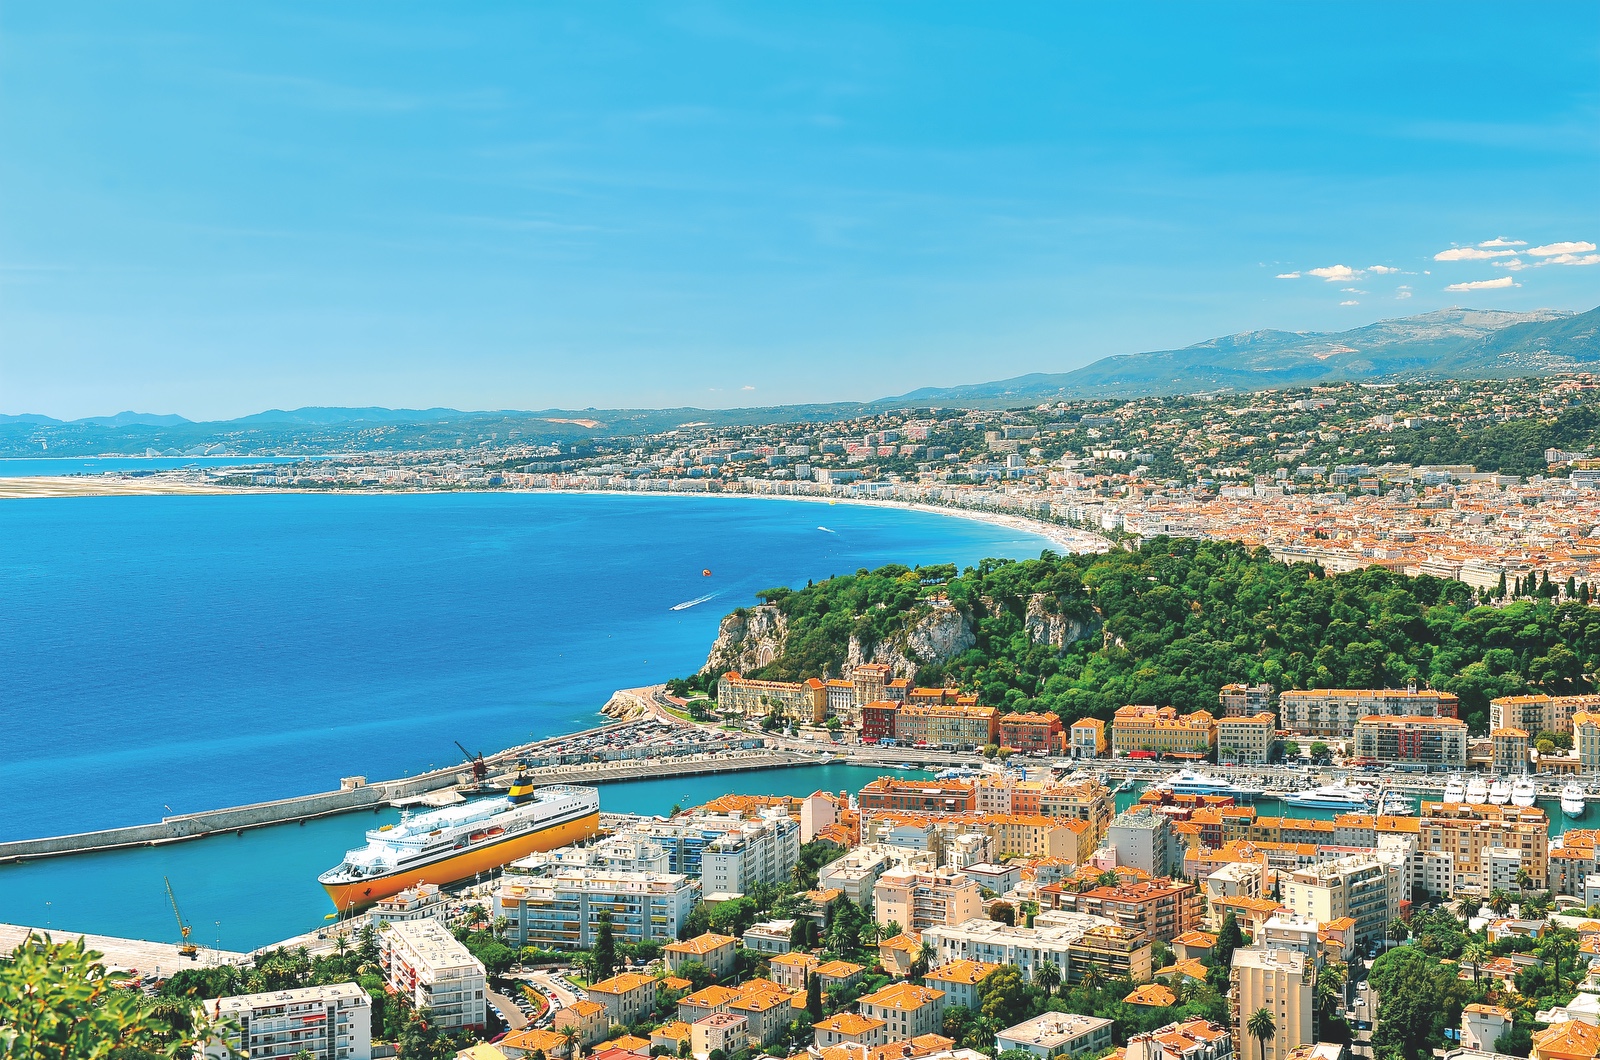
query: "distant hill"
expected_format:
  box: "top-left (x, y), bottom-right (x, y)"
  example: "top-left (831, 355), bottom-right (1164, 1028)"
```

top-left (887, 306), bottom-right (1598, 404)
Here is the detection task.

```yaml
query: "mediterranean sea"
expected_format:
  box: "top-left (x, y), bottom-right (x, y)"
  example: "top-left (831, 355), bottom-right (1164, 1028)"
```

top-left (0, 491), bottom-right (1052, 949)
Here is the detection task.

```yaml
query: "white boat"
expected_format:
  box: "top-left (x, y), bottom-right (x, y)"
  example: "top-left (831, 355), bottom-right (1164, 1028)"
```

top-left (1281, 779), bottom-right (1374, 810)
top-left (1443, 775), bottom-right (1466, 803)
top-left (1380, 791), bottom-right (1414, 816)
top-left (1562, 781), bottom-right (1587, 820)
top-left (1466, 776), bottom-right (1489, 804)
top-left (1154, 769), bottom-right (1265, 799)
top-left (1488, 777), bottom-right (1512, 805)
top-left (1512, 777), bottom-right (1537, 808)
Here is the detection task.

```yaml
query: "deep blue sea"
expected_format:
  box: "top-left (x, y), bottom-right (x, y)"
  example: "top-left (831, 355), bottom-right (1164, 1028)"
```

top-left (0, 492), bottom-right (1051, 949)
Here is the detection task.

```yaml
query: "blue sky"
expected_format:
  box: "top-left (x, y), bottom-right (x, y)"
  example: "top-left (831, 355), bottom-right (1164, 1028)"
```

top-left (1, 3), bottom-right (1596, 419)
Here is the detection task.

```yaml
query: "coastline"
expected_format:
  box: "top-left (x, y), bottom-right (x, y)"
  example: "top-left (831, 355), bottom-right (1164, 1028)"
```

top-left (0, 476), bottom-right (1113, 555)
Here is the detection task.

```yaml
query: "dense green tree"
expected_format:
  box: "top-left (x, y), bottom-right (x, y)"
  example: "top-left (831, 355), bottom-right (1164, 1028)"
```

top-left (1369, 946), bottom-right (1472, 1060)
top-left (595, 911), bottom-right (618, 981)
top-left (806, 974), bottom-right (824, 1021)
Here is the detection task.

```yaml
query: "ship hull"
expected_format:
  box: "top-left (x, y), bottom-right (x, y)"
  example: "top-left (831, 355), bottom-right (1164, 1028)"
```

top-left (322, 810), bottom-right (599, 912)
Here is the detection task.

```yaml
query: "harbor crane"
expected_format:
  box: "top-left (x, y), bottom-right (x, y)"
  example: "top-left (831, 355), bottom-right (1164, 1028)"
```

top-left (454, 741), bottom-right (488, 785)
top-left (164, 876), bottom-right (199, 959)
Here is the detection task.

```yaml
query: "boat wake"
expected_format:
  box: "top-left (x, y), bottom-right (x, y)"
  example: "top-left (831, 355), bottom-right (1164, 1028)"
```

top-left (670, 592), bottom-right (719, 612)
top-left (817, 526), bottom-right (836, 534)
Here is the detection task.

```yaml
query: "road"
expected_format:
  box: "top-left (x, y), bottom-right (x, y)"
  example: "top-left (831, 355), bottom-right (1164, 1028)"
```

top-left (1348, 972), bottom-right (1378, 1057)
top-left (487, 986), bottom-right (529, 1031)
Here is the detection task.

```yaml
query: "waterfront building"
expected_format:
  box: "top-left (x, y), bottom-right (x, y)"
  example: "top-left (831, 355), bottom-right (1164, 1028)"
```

top-left (493, 868), bottom-right (697, 949)
top-left (1281, 854), bottom-right (1400, 948)
top-left (874, 867), bottom-right (985, 932)
top-left (999, 712), bottom-right (1063, 754)
top-left (200, 984), bottom-right (371, 1060)
top-left (859, 777), bottom-right (978, 814)
top-left (1351, 715), bottom-right (1469, 769)
top-left (379, 920), bottom-right (486, 1033)
top-left (1230, 947), bottom-right (1313, 1060)
top-left (716, 671), bottom-right (826, 720)
top-left (895, 703), bottom-right (1000, 751)
top-left (1493, 729), bottom-right (1532, 775)
top-left (863, 701), bottom-right (901, 743)
top-left (1111, 706), bottom-right (1217, 758)
top-left (369, 882), bottom-right (447, 928)
top-left (1043, 878), bottom-right (1200, 942)
top-left (995, 1013), bottom-right (1115, 1059)
top-left (922, 959), bottom-right (1002, 1012)
top-left (1219, 683), bottom-right (1274, 719)
top-left (1107, 807), bottom-right (1177, 877)
top-left (1279, 686), bottom-right (1458, 738)
top-left (857, 983), bottom-right (947, 1042)
top-left (1419, 802), bottom-right (1549, 895)
top-left (1576, 712), bottom-right (1600, 772)
top-left (1070, 718), bottom-right (1107, 759)
top-left (588, 972), bottom-right (659, 1028)
top-left (666, 933), bottom-right (738, 981)
top-left (1216, 713), bottom-right (1276, 765)
top-left (1491, 694), bottom-right (1600, 738)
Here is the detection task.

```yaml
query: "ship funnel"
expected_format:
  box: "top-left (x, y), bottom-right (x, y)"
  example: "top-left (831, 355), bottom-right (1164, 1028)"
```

top-left (508, 771), bottom-right (536, 804)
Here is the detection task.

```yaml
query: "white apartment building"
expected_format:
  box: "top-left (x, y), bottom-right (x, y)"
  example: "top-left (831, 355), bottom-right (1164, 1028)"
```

top-left (1107, 808), bottom-right (1175, 877)
top-left (700, 808), bottom-right (802, 895)
top-left (494, 867), bottom-right (698, 949)
top-left (996, 1013), bottom-right (1115, 1059)
top-left (1281, 853), bottom-right (1401, 948)
top-left (201, 983), bottom-right (371, 1060)
top-left (922, 913), bottom-right (1114, 980)
top-left (369, 883), bottom-right (447, 929)
top-left (380, 920), bottom-right (487, 1032)
top-left (818, 844), bottom-right (935, 904)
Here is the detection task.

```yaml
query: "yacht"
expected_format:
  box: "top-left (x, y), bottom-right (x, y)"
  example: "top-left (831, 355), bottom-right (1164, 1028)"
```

top-left (1380, 791), bottom-right (1414, 816)
top-left (1443, 775), bottom-right (1467, 803)
top-left (1488, 777), bottom-right (1512, 805)
top-left (1562, 781), bottom-right (1587, 820)
top-left (1512, 777), bottom-right (1537, 808)
top-left (1281, 779), bottom-right (1374, 810)
top-left (1465, 776), bottom-right (1490, 805)
top-left (1154, 769), bottom-right (1266, 800)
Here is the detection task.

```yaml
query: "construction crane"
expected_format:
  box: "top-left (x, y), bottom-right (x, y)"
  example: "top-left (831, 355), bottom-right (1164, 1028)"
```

top-left (455, 741), bottom-right (488, 785)
top-left (164, 876), bottom-right (199, 959)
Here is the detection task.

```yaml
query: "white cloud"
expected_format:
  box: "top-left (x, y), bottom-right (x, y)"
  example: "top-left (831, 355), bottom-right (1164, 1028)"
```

top-left (1396, 290), bottom-right (1413, 299)
top-left (1368, 265), bottom-right (1401, 274)
top-left (1445, 277), bottom-right (1518, 291)
top-left (1542, 252), bottom-right (1600, 266)
top-left (1528, 240), bottom-right (1596, 256)
top-left (1434, 246), bottom-right (1514, 261)
top-left (741, 385), bottom-right (756, 390)
top-left (1491, 258), bottom-right (1530, 271)
top-left (1341, 287), bottom-right (1369, 294)
top-left (1340, 300), bottom-right (1360, 306)
top-left (1275, 271), bottom-right (1301, 279)
top-left (1479, 237), bottom-right (1526, 247)
top-left (1307, 264), bottom-right (1362, 281)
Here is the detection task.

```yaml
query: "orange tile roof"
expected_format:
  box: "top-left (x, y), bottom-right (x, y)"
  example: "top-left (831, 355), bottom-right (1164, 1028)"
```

top-left (817, 1013), bottom-right (888, 1036)
top-left (1125, 984), bottom-right (1178, 1007)
top-left (922, 959), bottom-right (1001, 986)
top-left (667, 933), bottom-right (736, 955)
top-left (859, 983), bottom-right (945, 1010)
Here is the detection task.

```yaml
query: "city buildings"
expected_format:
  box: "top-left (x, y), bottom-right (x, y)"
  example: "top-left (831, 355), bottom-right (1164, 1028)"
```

top-left (873, 867), bottom-right (985, 932)
top-left (1219, 684), bottom-right (1273, 719)
top-left (1107, 807), bottom-right (1177, 877)
top-left (995, 1013), bottom-right (1115, 1059)
top-left (999, 712), bottom-right (1063, 754)
top-left (1279, 687), bottom-right (1458, 738)
top-left (922, 959), bottom-right (1002, 1012)
top-left (1491, 694), bottom-right (1600, 738)
top-left (1070, 718), bottom-right (1107, 759)
top-left (666, 933), bottom-right (738, 981)
top-left (1419, 802), bottom-right (1550, 895)
top-left (716, 672), bottom-right (825, 720)
top-left (859, 778), bottom-right (978, 814)
top-left (1230, 946), bottom-right (1313, 1060)
top-left (1044, 878), bottom-right (1200, 942)
top-left (379, 920), bottom-right (487, 1033)
top-left (493, 869), bottom-right (697, 949)
top-left (200, 984), bottom-right (372, 1060)
top-left (1112, 706), bottom-right (1217, 758)
top-left (1493, 728), bottom-right (1532, 775)
top-left (857, 983), bottom-right (947, 1042)
top-left (1216, 714), bottom-right (1277, 765)
top-left (587, 973), bottom-right (659, 1028)
top-left (1351, 715), bottom-right (1470, 769)
top-left (1281, 853), bottom-right (1401, 947)
top-left (894, 703), bottom-right (1000, 751)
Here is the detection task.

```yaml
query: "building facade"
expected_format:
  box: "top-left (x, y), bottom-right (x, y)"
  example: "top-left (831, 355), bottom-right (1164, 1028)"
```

top-left (203, 984), bottom-right (371, 1060)
top-left (1112, 706), bottom-right (1217, 758)
top-left (493, 869), bottom-right (698, 950)
top-left (1216, 714), bottom-right (1276, 765)
top-left (1218, 684), bottom-right (1274, 719)
top-left (1070, 719), bottom-right (1107, 759)
top-left (1000, 712), bottom-right (1064, 754)
top-left (380, 920), bottom-right (486, 1033)
top-left (1230, 947), bottom-right (1313, 1060)
top-left (873, 867), bottom-right (985, 932)
top-left (1279, 687), bottom-right (1458, 738)
top-left (1351, 715), bottom-right (1469, 769)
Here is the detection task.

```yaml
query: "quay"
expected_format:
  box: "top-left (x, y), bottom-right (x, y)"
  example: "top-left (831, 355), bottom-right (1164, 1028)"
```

top-left (0, 922), bottom-right (250, 976)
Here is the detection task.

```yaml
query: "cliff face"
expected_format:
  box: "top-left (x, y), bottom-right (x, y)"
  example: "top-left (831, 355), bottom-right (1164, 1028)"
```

top-left (845, 601), bottom-right (976, 679)
top-left (703, 605), bottom-right (790, 674)
top-left (1024, 593), bottom-right (1095, 651)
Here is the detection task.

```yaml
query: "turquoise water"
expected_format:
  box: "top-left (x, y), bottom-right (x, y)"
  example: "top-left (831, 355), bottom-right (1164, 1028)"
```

top-left (0, 493), bottom-right (1044, 947)
top-left (1116, 787), bottom-right (1585, 836)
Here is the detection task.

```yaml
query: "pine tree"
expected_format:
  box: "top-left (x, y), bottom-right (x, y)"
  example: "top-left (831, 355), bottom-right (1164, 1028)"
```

top-left (1498, 571), bottom-right (1508, 598)
top-left (595, 911), bottom-right (617, 980)
top-left (806, 973), bottom-right (824, 1020)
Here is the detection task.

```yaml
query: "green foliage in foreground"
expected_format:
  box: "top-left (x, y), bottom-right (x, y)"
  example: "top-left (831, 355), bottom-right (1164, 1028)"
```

top-left (0, 933), bottom-right (215, 1060)
top-left (726, 537), bottom-right (1600, 731)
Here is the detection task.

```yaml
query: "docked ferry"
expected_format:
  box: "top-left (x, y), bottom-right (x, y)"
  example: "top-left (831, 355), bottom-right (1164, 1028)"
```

top-left (318, 777), bottom-right (599, 911)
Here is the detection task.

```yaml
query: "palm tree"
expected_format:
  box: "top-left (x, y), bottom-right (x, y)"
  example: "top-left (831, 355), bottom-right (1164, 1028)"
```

top-left (860, 921), bottom-right (881, 947)
top-left (1488, 889), bottom-right (1513, 916)
top-left (1248, 1007), bottom-right (1277, 1060)
top-left (1455, 896), bottom-right (1479, 922)
top-left (1462, 942), bottom-right (1487, 987)
top-left (1034, 961), bottom-right (1062, 996)
top-left (559, 1028), bottom-right (582, 1060)
top-left (1080, 964), bottom-right (1105, 992)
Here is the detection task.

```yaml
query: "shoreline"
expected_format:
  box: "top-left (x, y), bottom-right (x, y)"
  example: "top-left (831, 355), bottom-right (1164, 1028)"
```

top-left (0, 476), bottom-right (1113, 555)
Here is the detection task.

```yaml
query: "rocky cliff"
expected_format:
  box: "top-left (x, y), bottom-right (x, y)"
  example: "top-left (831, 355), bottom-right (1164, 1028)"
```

top-left (703, 605), bottom-right (791, 674)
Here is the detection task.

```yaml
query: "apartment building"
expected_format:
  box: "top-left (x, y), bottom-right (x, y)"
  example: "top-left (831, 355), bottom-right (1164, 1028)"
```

top-left (717, 671), bottom-right (826, 720)
top-left (815, 1014), bottom-right (888, 1049)
top-left (863, 702), bottom-right (901, 743)
top-left (587, 972), bottom-right (659, 1028)
top-left (493, 869), bottom-right (697, 950)
top-left (1494, 728), bottom-right (1532, 775)
top-left (1070, 718), bottom-right (1107, 759)
top-left (1065, 924), bottom-right (1155, 984)
top-left (1230, 947), bottom-right (1313, 1060)
top-left (1576, 712), bottom-right (1600, 772)
top-left (702, 808), bottom-right (802, 895)
top-left (1491, 694), bottom-right (1600, 738)
top-left (921, 912), bottom-right (1115, 980)
top-left (856, 983), bottom-right (947, 1043)
top-left (987, 814), bottom-right (1095, 863)
top-left (1218, 683), bottom-right (1274, 719)
top-left (1045, 878), bottom-right (1199, 942)
top-left (1038, 780), bottom-right (1115, 840)
top-left (1107, 807), bottom-right (1177, 877)
top-left (666, 933), bottom-right (738, 981)
top-left (874, 867), bottom-right (985, 931)
top-left (819, 845), bottom-right (926, 904)
top-left (380, 920), bottom-right (486, 1033)
top-left (859, 777), bottom-right (977, 814)
top-left (1281, 853), bottom-right (1400, 947)
top-left (1351, 715), bottom-right (1469, 769)
top-left (895, 703), bottom-right (1000, 750)
top-left (1000, 712), bottom-right (1063, 754)
top-left (996, 1013), bottom-right (1115, 1059)
top-left (369, 883), bottom-right (447, 929)
top-left (1112, 706), bottom-right (1217, 758)
top-left (201, 984), bottom-right (371, 1060)
top-left (922, 959), bottom-right (1002, 1012)
top-left (1123, 1019), bottom-right (1233, 1060)
top-left (1279, 686), bottom-right (1458, 738)
top-left (1216, 713), bottom-right (1276, 765)
top-left (1419, 802), bottom-right (1550, 895)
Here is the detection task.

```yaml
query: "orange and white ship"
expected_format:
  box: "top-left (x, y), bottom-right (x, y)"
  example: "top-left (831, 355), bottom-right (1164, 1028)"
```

top-left (318, 776), bottom-right (599, 911)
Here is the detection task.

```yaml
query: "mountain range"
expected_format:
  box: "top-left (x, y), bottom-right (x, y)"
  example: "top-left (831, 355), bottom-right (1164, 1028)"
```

top-left (2, 305), bottom-right (1596, 455)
